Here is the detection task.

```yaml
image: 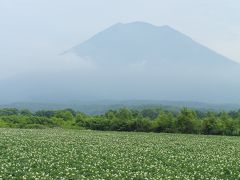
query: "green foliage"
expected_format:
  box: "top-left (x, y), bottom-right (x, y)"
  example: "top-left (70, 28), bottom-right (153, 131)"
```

top-left (141, 109), bottom-right (159, 120)
top-left (202, 112), bottom-right (218, 135)
top-left (176, 108), bottom-right (198, 134)
top-left (115, 108), bottom-right (133, 120)
top-left (0, 120), bottom-right (9, 128)
top-left (55, 110), bottom-right (74, 121)
top-left (0, 107), bottom-right (240, 136)
top-left (152, 111), bottom-right (175, 133)
top-left (0, 108), bottom-right (19, 116)
top-left (35, 110), bottom-right (56, 118)
top-left (19, 109), bottom-right (32, 116)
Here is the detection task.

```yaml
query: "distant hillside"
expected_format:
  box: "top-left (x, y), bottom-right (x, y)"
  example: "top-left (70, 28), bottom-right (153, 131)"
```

top-left (1, 100), bottom-right (239, 115)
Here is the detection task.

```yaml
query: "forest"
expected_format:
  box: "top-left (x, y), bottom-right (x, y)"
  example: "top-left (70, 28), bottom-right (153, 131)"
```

top-left (0, 107), bottom-right (240, 136)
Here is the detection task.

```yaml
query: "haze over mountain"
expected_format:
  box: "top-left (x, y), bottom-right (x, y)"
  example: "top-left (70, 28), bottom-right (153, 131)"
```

top-left (1, 22), bottom-right (240, 105)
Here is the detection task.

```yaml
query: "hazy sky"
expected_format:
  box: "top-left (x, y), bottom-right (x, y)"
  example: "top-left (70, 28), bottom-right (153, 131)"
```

top-left (1, 0), bottom-right (240, 78)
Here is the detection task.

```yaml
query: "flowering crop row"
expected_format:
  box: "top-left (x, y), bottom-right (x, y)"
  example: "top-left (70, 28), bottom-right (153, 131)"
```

top-left (0, 128), bottom-right (240, 179)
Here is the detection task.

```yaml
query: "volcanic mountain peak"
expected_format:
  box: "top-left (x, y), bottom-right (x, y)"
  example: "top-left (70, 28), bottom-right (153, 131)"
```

top-left (69, 21), bottom-right (237, 67)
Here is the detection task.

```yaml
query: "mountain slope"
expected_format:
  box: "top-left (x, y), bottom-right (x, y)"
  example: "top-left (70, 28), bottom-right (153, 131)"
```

top-left (1, 22), bottom-right (240, 104)
top-left (69, 22), bottom-right (237, 68)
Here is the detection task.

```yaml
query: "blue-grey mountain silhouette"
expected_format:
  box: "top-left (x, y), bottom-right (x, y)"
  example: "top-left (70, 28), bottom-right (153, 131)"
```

top-left (1, 22), bottom-right (240, 105)
top-left (69, 22), bottom-right (237, 68)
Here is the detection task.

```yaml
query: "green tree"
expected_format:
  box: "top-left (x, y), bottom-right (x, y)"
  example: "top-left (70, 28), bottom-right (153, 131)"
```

top-left (141, 109), bottom-right (159, 120)
top-left (0, 108), bottom-right (19, 116)
top-left (116, 108), bottom-right (133, 121)
top-left (55, 110), bottom-right (74, 121)
top-left (76, 112), bottom-right (88, 126)
top-left (153, 111), bottom-right (175, 133)
top-left (20, 109), bottom-right (32, 116)
top-left (35, 110), bottom-right (55, 118)
top-left (202, 112), bottom-right (218, 135)
top-left (176, 108), bottom-right (198, 134)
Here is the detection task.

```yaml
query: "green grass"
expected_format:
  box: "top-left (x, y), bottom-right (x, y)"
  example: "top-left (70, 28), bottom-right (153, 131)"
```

top-left (0, 129), bottom-right (240, 179)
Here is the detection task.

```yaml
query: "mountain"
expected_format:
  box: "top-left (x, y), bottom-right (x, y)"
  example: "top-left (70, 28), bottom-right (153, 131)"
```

top-left (1, 22), bottom-right (240, 104)
top-left (69, 22), bottom-right (238, 68)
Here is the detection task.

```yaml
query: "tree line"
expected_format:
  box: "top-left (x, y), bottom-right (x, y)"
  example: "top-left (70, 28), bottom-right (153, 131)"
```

top-left (0, 108), bottom-right (240, 136)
